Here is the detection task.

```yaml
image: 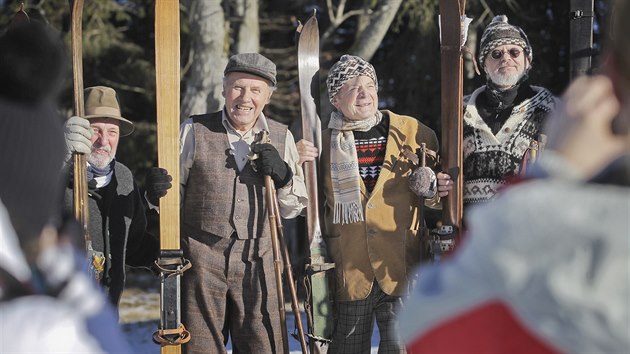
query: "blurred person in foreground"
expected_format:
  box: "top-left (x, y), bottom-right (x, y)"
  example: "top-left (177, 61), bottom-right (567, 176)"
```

top-left (0, 19), bottom-right (131, 353)
top-left (397, 4), bottom-right (630, 353)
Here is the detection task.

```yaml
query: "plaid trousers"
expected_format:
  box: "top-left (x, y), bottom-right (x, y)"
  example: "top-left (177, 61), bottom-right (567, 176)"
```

top-left (181, 233), bottom-right (283, 354)
top-left (329, 280), bottom-right (407, 354)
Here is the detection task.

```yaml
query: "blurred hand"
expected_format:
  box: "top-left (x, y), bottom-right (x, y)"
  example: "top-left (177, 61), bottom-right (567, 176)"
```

top-left (251, 143), bottom-right (292, 188)
top-left (296, 139), bottom-right (319, 165)
top-left (436, 172), bottom-right (453, 198)
top-left (64, 116), bottom-right (92, 161)
top-left (146, 167), bottom-right (172, 205)
top-left (545, 75), bottom-right (627, 178)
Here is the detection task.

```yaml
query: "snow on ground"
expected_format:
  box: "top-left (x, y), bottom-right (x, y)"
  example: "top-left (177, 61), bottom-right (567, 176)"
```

top-left (119, 270), bottom-right (380, 353)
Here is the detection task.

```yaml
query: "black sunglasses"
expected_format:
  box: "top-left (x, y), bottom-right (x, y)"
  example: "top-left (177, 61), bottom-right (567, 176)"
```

top-left (490, 48), bottom-right (522, 60)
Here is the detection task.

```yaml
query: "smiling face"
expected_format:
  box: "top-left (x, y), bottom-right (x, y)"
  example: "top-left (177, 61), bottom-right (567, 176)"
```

top-left (87, 117), bottom-right (120, 168)
top-left (331, 75), bottom-right (378, 121)
top-left (484, 44), bottom-right (530, 89)
top-left (222, 72), bottom-right (273, 132)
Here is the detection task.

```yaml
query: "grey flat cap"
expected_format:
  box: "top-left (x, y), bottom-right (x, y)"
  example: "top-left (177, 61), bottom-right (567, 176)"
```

top-left (224, 53), bottom-right (277, 86)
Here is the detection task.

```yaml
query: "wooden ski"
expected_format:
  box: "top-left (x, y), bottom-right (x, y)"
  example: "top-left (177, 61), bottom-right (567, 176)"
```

top-left (153, 2), bottom-right (190, 353)
top-left (435, 0), bottom-right (466, 258)
top-left (297, 13), bottom-right (334, 354)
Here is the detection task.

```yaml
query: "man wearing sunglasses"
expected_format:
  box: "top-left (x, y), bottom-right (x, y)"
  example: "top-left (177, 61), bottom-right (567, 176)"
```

top-left (457, 15), bottom-right (559, 208)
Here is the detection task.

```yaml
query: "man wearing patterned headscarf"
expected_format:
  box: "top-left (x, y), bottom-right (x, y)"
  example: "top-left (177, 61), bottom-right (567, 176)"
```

top-left (300, 54), bottom-right (451, 353)
top-left (440, 15), bottom-right (559, 208)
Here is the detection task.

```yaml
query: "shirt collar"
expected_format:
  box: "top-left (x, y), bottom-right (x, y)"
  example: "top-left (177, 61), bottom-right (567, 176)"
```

top-left (221, 108), bottom-right (270, 138)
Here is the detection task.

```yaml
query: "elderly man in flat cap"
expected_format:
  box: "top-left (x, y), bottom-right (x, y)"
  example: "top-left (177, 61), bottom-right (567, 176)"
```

top-left (150, 52), bottom-right (308, 353)
top-left (443, 15), bottom-right (559, 208)
top-left (297, 54), bottom-right (450, 353)
top-left (63, 86), bottom-right (160, 307)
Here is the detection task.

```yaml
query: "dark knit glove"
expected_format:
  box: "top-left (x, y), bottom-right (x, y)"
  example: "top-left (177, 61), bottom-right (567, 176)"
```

top-left (67, 170), bottom-right (101, 200)
top-left (251, 143), bottom-right (293, 188)
top-left (87, 178), bottom-right (102, 200)
top-left (146, 167), bottom-right (172, 205)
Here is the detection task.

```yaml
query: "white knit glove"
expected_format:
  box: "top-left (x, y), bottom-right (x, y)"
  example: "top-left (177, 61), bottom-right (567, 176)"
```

top-left (64, 116), bottom-right (93, 162)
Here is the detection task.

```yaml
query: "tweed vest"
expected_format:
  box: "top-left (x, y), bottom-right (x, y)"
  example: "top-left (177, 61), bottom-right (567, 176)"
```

top-left (182, 111), bottom-right (287, 239)
top-left (462, 86), bottom-right (557, 206)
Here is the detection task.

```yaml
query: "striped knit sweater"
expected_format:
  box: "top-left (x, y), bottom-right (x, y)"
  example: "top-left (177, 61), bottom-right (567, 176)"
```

top-left (354, 114), bottom-right (389, 193)
top-left (463, 85), bottom-right (557, 206)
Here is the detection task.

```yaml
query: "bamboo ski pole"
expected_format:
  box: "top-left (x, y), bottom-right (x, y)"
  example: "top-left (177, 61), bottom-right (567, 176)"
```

top-left (264, 175), bottom-right (290, 354)
top-left (71, 0), bottom-right (88, 231)
top-left (269, 183), bottom-right (309, 354)
top-left (70, 0), bottom-right (104, 278)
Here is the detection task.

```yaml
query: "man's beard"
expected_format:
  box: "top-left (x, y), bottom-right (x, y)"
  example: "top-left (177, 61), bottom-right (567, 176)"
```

top-left (88, 145), bottom-right (114, 168)
top-left (487, 69), bottom-right (524, 88)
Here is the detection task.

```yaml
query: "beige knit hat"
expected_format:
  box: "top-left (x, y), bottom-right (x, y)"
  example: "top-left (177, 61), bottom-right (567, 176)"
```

top-left (84, 86), bottom-right (134, 136)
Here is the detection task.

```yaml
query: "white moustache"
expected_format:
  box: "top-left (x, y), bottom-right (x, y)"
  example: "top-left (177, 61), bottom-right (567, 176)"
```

top-left (92, 144), bottom-right (112, 153)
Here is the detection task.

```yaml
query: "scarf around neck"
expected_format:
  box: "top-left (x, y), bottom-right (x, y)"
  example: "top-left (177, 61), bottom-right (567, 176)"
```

top-left (328, 110), bottom-right (383, 224)
top-left (87, 159), bottom-right (114, 182)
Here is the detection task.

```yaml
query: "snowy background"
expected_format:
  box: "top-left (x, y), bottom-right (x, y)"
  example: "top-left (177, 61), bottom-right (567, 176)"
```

top-left (119, 269), bottom-right (380, 353)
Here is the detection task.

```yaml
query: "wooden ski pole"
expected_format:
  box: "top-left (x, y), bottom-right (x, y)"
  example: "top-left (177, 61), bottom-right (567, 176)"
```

top-left (269, 182), bottom-right (309, 354)
top-left (264, 175), bottom-right (290, 354)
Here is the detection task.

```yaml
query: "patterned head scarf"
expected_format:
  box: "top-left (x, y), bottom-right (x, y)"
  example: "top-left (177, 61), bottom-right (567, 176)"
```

top-left (326, 55), bottom-right (378, 103)
top-left (478, 15), bottom-right (532, 70)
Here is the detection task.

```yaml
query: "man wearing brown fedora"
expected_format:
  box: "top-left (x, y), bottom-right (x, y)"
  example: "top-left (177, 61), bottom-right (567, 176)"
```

top-left (63, 85), bottom-right (159, 307)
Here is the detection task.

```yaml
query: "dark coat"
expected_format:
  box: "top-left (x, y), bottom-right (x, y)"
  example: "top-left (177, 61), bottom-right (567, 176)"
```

top-left (64, 161), bottom-right (159, 306)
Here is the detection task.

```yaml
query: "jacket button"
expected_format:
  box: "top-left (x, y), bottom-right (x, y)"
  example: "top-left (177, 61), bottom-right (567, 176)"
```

top-left (368, 228), bottom-right (377, 236)
top-left (367, 203), bottom-right (374, 209)
top-left (235, 215), bottom-right (240, 220)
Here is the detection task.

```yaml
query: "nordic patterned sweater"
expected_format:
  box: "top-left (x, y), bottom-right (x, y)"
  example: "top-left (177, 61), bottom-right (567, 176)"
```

top-left (354, 114), bottom-right (389, 193)
top-left (463, 85), bottom-right (558, 207)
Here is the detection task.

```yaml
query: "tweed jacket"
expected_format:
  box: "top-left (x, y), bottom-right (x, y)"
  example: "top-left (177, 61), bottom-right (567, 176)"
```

top-left (321, 110), bottom-right (439, 301)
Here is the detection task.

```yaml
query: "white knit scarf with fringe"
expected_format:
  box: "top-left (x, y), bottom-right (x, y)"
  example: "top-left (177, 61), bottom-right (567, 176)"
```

top-left (328, 110), bottom-right (383, 224)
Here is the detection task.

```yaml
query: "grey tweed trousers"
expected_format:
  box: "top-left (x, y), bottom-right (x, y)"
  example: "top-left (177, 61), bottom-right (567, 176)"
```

top-left (181, 233), bottom-right (283, 354)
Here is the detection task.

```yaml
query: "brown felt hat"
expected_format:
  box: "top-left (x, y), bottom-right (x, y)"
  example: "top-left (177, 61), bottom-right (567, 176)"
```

top-left (224, 53), bottom-right (277, 86)
top-left (84, 86), bottom-right (134, 136)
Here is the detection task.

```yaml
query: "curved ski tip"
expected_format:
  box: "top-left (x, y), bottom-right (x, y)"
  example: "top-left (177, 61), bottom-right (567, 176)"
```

top-left (492, 14), bottom-right (508, 23)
